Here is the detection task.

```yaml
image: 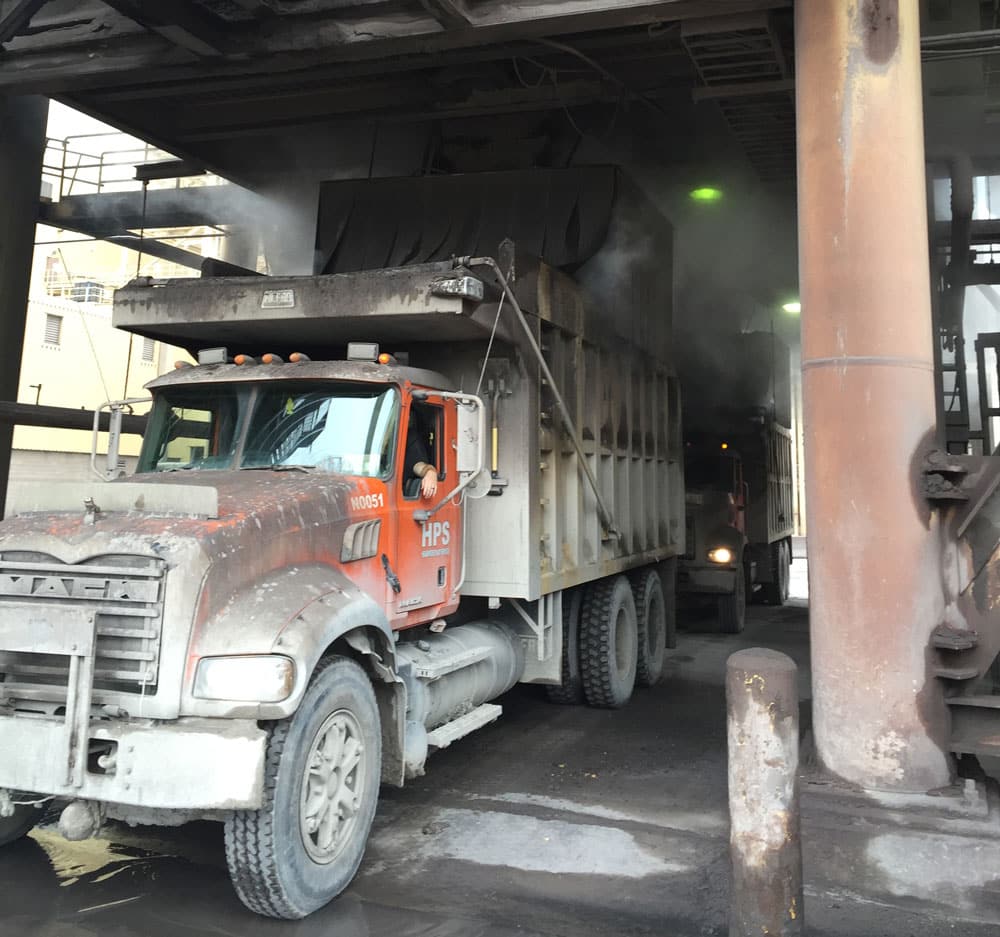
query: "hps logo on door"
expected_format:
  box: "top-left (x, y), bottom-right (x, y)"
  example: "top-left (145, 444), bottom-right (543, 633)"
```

top-left (421, 521), bottom-right (451, 558)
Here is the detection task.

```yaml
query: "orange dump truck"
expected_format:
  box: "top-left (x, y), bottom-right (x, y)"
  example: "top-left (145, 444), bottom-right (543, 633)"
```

top-left (0, 169), bottom-right (684, 917)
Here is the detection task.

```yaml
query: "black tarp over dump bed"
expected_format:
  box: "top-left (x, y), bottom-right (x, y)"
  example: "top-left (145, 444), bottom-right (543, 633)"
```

top-left (115, 167), bottom-right (673, 364)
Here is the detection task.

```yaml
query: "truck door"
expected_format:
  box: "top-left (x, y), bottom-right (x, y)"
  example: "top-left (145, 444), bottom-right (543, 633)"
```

top-left (390, 395), bottom-right (462, 627)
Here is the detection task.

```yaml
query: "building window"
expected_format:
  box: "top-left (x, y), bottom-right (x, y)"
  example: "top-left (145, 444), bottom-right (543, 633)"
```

top-left (44, 314), bottom-right (62, 346)
top-left (142, 337), bottom-right (156, 362)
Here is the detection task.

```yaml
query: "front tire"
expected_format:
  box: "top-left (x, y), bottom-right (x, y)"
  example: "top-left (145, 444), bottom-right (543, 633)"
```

top-left (629, 569), bottom-right (667, 687)
top-left (579, 575), bottom-right (639, 709)
top-left (225, 656), bottom-right (381, 919)
top-left (0, 802), bottom-right (41, 847)
top-left (717, 561), bottom-right (747, 634)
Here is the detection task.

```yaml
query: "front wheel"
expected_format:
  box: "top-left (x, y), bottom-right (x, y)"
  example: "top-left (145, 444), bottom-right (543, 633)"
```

top-left (225, 656), bottom-right (381, 919)
top-left (0, 801), bottom-right (41, 848)
top-left (717, 561), bottom-right (747, 634)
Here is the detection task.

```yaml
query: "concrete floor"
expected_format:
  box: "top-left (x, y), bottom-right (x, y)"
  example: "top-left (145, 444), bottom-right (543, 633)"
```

top-left (3, 555), bottom-right (999, 936)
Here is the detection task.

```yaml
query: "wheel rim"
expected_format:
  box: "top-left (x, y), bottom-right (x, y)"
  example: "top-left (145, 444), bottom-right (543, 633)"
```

top-left (299, 709), bottom-right (366, 865)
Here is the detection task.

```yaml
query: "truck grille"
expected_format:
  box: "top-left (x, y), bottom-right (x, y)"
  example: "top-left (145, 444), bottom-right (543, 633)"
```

top-left (0, 552), bottom-right (166, 696)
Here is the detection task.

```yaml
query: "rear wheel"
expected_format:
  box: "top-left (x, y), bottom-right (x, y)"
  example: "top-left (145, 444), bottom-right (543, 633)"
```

top-left (546, 588), bottom-right (585, 705)
top-left (0, 802), bottom-right (41, 848)
top-left (225, 656), bottom-right (381, 919)
top-left (717, 561), bottom-right (747, 634)
top-left (579, 575), bottom-right (638, 709)
top-left (761, 541), bottom-right (790, 606)
top-left (629, 569), bottom-right (666, 687)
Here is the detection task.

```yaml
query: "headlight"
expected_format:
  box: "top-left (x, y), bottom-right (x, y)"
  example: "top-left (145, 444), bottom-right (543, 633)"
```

top-left (708, 546), bottom-right (734, 565)
top-left (193, 655), bottom-right (295, 702)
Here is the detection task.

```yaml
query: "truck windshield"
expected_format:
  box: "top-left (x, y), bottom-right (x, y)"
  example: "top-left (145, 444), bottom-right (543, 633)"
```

top-left (241, 383), bottom-right (398, 476)
top-left (138, 385), bottom-right (245, 472)
top-left (685, 453), bottom-right (736, 492)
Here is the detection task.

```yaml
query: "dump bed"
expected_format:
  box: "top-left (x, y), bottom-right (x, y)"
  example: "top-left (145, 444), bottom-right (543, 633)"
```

top-left (114, 257), bottom-right (684, 601)
top-left (744, 422), bottom-right (794, 546)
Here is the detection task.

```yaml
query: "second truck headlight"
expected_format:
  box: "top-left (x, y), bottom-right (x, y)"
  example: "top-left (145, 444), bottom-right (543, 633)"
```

top-left (194, 655), bottom-right (295, 702)
top-left (708, 546), bottom-right (734, 565)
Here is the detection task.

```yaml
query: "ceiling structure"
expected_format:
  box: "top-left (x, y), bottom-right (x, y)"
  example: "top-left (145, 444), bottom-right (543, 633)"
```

top-left (3, 1), bottom-right (1000, 320)
top-left (0, 0), bottom-right (796, 186)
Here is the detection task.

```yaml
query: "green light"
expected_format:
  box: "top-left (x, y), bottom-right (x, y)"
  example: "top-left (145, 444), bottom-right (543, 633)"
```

top-left (689, 186), bottom-right (724, 204)
top-left (782, 301), bottom-right (802, 314)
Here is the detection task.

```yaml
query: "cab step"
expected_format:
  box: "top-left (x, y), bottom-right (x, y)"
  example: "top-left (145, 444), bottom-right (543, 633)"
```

top-left (947, 695), bottom-right (1000, 709)
top-left (932, 625), bottom-right (979, 651)
top-left (933, 665), bottom-right (981, 681)
top-left (426, 703), bottom-right (503, 751)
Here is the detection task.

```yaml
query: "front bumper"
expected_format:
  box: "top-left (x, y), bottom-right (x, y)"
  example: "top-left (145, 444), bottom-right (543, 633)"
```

top-left (678, 564), bottom-right (738, 596)
top-left (0, 715), bottom-right (267, 810)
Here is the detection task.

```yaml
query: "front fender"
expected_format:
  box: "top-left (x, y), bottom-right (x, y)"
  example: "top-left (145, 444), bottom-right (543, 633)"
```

top-left (180, 564), bottom-right (395, 720)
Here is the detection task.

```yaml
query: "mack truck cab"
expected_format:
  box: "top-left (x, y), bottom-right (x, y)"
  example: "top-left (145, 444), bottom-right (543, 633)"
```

top-left (0, 257), bottom-right (684, 918)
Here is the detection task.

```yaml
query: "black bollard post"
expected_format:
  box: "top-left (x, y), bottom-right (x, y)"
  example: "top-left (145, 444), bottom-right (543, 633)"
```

top-left (726, 648), bottom-right (804, 936)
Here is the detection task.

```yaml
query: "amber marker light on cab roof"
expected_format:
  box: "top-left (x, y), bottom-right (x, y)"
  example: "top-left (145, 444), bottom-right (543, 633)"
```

top-left (262, 353), bottom-right (284, 364)
top-left (378, 353), bottom-right (393, 365)
top-left (234, 354), bottom-right (258, 366)
top-left (289, 352), bottom-right (311, 363)
top-left (174, 360), bottom-right (192, 369)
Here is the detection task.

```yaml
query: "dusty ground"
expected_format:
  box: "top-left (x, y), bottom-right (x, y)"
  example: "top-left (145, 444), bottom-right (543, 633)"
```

top-left (3, 553), bottom-right (998, 936)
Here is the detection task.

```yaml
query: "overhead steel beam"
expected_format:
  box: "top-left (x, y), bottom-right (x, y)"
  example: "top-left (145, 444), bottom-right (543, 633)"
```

top-left (420, 0), bottom-right (471, 28)
top-left (693, 78), bottom-right (794, 100)
top-left (105, 235), bottom-right (205, 269)
top-left (172, 78), bottom-right (682, 142)
top-left (39, 185), bottom-right (240, 233)
top-left (99, 0), bottom-right (229, 56)
top-left (0, 401), bottom-right (147, 435)
top-left (0, 0), bottom-right (49, 45)
top-left (0, 0), bottom-right (790, 93)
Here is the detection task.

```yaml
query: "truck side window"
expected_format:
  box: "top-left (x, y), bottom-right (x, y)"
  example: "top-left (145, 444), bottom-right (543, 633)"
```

top-left (402, 403), bottom-right (444, 499)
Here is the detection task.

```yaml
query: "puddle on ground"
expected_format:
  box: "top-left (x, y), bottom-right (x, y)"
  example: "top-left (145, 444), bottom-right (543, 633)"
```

top-left (376, 806), bottom-right (680, 877)
top-left (29, 827), bottom-right (168, 887)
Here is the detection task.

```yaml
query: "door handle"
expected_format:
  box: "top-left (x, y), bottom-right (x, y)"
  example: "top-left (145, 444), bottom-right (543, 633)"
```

top-left (381, 553), bottom-right (402, 594)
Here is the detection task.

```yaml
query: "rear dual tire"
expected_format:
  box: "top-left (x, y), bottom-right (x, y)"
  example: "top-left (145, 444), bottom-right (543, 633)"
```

top-left (546, 588), bottom-right (585, 705)
top-left (761, 540), bottom-right (791, 606)
top-left (629, 569), bottom-right (667, 688)
top-left (579, 575), bottom-right (639, 709)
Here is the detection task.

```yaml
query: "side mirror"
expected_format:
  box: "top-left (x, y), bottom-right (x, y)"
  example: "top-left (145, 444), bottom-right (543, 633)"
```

top-left (456, 398), bottom-right (489, 498)
top-left (413, 392), bottom-right (488, 521)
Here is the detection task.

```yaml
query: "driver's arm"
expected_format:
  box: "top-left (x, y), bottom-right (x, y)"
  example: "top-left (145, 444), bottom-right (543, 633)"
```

top-left (412, 461), bottom-right (439, 498)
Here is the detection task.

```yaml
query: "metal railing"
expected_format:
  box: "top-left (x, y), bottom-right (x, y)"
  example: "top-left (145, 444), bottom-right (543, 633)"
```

top-left (41, 132), bottom-right (222, 201)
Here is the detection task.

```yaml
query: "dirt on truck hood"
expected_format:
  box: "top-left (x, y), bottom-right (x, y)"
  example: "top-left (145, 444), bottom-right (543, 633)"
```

top-left (2, 470), bottom-right (357, 547)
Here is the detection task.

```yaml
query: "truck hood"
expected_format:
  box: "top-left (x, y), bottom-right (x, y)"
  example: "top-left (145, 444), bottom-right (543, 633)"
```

top-left (1, 470), bottom-right (356, 552)
top-left (0, 471), bottom-right (374, 719)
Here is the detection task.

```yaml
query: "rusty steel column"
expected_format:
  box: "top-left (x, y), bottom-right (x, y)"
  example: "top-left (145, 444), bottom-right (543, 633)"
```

top-left (796, 1), bottom-right (951, 791)
top-left (727, 648), bottom-right (804, 937)
top-left (0, 96), bottom-right (48, 519)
